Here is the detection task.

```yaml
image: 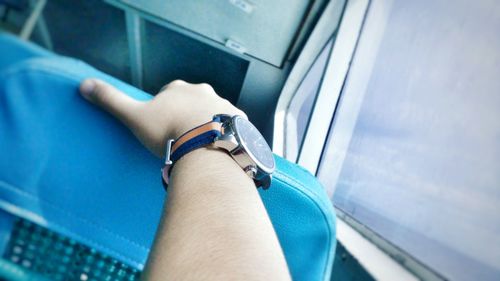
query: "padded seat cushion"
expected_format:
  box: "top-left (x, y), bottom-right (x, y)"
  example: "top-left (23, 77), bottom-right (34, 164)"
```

top-left (0, 35), bottom-right (336, 281)
top-left (0, 33), bottom-right (53, 70)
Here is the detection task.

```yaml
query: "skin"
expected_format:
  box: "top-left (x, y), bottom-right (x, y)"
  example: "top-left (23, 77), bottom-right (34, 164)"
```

top-left (79, 79), bottom-right (291, 281)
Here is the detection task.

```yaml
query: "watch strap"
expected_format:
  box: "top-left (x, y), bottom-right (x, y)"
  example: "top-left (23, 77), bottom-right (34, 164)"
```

top-left (161, 117), bottom-right (224, 190)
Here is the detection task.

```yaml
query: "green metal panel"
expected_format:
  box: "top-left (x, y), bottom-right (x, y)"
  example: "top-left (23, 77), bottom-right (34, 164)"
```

top-left (119, 0), bottom-right (313, 66)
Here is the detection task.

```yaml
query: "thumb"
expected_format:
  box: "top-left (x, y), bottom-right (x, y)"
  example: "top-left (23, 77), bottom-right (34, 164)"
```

top-left (80, 79), bottom-right (144, 127)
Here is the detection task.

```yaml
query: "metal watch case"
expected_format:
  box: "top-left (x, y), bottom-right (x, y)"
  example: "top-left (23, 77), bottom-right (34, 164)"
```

top-left (213, 114), bottom-right (275, 189)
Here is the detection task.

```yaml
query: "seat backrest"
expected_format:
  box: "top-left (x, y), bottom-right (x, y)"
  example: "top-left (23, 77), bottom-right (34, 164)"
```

top-left (0, 35), bottom-right (336, 281)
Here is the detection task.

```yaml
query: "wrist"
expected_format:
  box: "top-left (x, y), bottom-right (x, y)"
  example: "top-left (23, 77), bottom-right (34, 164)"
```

top-left (161, 114), bottom-right (274, 190)
top-left (170, 147), bottom-right (254, 190)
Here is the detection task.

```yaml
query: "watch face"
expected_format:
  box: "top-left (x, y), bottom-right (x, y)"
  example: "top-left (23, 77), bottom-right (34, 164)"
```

top-left (233, 116), bottom-right (275, 173)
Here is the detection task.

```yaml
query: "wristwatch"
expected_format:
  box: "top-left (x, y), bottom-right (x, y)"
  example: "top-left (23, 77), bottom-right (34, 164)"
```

top-left (161, 114), bottom-right (275, 190)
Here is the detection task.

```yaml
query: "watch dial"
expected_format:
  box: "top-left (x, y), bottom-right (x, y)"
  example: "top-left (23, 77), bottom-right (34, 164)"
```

top-left (234, 117), bottom-right (275, 172)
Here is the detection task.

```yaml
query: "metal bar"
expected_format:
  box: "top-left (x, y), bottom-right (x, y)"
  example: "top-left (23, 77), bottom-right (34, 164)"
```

top-left (36, 14), bottom-right (52, 50)
top-left (20, 0), bottom-right (46, 40)
top-left (125, 10), bottom-right (143, 89)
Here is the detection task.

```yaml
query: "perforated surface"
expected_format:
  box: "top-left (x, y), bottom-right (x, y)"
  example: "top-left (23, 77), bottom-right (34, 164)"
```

top-left (2, 219), bottom-right (141, 281)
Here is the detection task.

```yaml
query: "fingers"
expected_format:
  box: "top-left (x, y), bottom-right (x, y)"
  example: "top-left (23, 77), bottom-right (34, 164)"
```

top-left (80, 79), bottom-right (144, 127)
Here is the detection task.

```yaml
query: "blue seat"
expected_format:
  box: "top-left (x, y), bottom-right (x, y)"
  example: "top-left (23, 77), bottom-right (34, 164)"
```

top-left (0, 33), bottom-right (336, 281)
top-left (0, 33), bottom-right (53, 70)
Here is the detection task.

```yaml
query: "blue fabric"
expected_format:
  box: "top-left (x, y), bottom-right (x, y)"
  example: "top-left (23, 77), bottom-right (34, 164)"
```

top-left (0, 35), bottom-right (336, 281)
top-left (0, 33), bottom-right (54, 70)
top-left (0, 210), bottom-right (15, 256)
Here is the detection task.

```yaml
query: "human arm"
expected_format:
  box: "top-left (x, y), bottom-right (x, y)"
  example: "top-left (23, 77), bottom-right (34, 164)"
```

top-left (79, 79), bottom-right (291, 281)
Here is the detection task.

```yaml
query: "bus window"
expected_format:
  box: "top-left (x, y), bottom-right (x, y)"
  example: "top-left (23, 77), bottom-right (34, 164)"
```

top-left (315, 0), bottom-right (500, 280)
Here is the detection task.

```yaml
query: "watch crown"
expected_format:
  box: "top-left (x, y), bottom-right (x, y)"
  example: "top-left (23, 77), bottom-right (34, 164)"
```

top-left (244, 166), bottom-right (257, 177)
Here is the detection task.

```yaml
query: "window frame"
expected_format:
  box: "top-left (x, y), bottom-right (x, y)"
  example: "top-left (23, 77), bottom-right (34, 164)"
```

top-left (274, 0), bottom-right (446, 280)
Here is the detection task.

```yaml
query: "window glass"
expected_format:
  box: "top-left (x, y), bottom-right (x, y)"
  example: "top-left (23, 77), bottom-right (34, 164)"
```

top-left (317, 0), bottom-right (500, 280)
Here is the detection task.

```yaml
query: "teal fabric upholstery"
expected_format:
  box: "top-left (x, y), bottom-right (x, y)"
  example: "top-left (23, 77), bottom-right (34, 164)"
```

top-left (0, 34), bottom-right (336, 281)
top-left (0, 33), bottom-right (54, 70)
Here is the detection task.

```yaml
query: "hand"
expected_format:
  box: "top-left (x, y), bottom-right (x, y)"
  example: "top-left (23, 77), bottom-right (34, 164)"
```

top-left (80, 79), bottom-right (290, 281)
top-left (79, 79), bottom-right (246, 157)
